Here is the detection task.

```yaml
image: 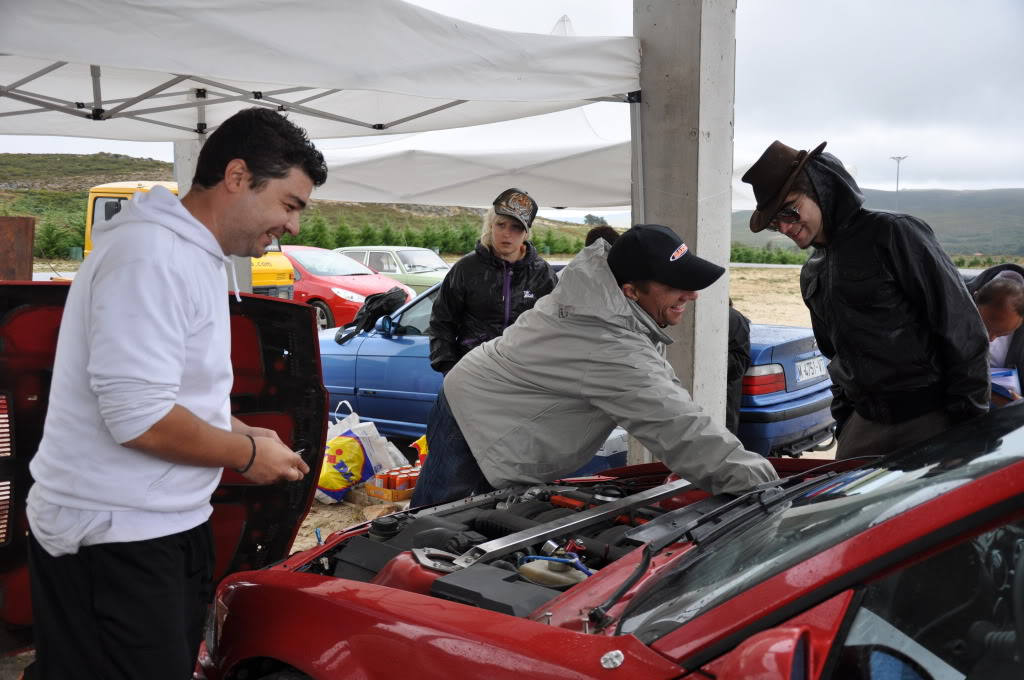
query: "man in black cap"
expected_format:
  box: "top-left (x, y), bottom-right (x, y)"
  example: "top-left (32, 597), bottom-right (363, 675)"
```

top-left (412, 225), bottom-right (778, 507)
top-left (742, 141), bottom-right (989, 459)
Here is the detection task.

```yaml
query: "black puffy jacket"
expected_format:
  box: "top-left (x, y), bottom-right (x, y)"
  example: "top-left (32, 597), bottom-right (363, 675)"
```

top-left (429, 241), bottom-right (558, 373)
top-left (800, 152), bottom-right (989, 433)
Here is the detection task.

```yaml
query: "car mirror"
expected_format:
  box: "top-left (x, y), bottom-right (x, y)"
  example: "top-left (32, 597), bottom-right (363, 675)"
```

top-left (714, 626), bottom-right (809, 680)
top-left (375, 315), bottom-right (394, 336)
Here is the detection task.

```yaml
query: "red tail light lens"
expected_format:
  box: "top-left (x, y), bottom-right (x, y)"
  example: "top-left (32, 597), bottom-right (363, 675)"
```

top-left (743, 364), bottom-right (786, 395)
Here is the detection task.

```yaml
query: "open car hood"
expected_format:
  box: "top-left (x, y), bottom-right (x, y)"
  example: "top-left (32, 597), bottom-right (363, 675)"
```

top-left (0, 282), bottom-right (327, 654)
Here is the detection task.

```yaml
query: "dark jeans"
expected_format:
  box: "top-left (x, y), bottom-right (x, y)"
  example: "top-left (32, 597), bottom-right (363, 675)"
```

top-left (411, 388), bottom-right (494, 507)
top-left (27, 521), bottom-right (214, 680)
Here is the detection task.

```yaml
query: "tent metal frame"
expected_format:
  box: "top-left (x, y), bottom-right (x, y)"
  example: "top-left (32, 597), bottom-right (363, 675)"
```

top-left (0, 57), bottom-right (631, 138)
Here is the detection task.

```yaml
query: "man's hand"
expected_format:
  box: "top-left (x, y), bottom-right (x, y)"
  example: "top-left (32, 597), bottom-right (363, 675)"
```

top-left (242, 436), bottom-right (311, 484)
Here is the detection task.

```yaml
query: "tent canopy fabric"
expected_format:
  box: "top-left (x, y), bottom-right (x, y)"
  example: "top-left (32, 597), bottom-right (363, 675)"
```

top-left (316, 105), bottom-right (631, 209)
top-left (0, 0), bottom-right (639, 141)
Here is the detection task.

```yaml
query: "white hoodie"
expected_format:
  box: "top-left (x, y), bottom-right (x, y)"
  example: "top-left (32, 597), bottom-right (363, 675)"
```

top-left (28, 186), bottom-right (235, 556)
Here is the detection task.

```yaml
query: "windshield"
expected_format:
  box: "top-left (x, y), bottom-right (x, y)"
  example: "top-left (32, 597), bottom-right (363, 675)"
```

top-left (288, 249), bottom-right (373, 277)
top-left (618, 407), bottom-right (1024, 643)
top-left (398, 249), bottom-right (449, 272)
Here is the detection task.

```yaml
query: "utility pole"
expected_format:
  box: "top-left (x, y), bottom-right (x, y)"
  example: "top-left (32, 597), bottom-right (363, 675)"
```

top-left (890, 155), bottom-right (908, 212)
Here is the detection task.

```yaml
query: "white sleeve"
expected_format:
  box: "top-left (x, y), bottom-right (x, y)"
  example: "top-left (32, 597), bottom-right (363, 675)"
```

top-left (86, 248), bottom-right (193, 444)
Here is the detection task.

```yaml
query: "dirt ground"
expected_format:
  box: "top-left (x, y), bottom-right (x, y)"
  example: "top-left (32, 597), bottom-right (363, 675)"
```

top-left (729, 267), bottom-right (811, 327)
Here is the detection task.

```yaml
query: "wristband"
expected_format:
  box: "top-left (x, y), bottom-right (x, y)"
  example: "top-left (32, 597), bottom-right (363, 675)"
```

top-left (236, 434), bottom-right (257, 474)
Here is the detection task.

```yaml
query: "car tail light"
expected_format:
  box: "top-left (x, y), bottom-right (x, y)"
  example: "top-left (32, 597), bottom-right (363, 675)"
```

top-left (743, 364), bottom-right (786, 395)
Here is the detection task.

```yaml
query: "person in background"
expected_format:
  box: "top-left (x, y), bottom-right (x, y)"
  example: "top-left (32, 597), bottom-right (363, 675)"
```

top-left (742, 140), bottom-right (989, 460)
top-left (428, 188), bottom-right (558, 374)
top-left (25, 108), bottom-right (327, 680)
top-left (412, 225), bottom-right (778, 508)
top-left (585, 225), bottom-right (620, 247)
top-left (967, 267), bottom-right (1024, 368)
top-left (727, 299), bottom-right (752, 436)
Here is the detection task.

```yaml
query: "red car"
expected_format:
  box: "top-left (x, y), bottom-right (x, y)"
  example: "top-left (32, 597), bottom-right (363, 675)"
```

top-left (6, 282), bottom-right (1024, 680)
top-left (283, 245), bottom-right (414, 330)
top-left (194, 418), bottom-right (1024, 678)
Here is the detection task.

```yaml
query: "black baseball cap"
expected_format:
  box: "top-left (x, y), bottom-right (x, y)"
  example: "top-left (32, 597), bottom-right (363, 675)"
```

top-left (493, 188), bottom-right (538, 230)
top-left (607, 224), bottom-right (725, 291)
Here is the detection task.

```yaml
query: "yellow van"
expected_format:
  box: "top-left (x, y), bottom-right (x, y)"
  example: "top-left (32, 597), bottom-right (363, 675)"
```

top-left (85, 182), bottom-right (295, 299)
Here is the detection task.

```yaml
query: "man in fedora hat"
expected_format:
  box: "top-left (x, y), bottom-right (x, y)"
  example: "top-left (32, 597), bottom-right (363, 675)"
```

top-left (742, 141), bottom-right (989, 460)
top-left (412, 224), bottom-right (778, 507)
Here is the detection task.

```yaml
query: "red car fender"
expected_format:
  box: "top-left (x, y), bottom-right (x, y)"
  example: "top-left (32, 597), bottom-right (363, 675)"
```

top-left (208, 570), bottom-right (685, 680)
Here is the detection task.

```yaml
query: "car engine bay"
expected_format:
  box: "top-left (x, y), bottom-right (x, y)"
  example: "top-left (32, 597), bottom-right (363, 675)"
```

top-left (297, 475), bottom-right (714, 619)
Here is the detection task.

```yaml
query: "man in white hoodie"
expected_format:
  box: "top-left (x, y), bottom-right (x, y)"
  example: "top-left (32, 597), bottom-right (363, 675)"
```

top-left (26, 107), bottom-right (327, 680)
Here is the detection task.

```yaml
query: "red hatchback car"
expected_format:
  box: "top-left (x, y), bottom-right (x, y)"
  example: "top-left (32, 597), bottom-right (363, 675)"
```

top-left (196, 413), bottom-right (1024, 679)
top-left (282, 245), bottom-right (414, 330)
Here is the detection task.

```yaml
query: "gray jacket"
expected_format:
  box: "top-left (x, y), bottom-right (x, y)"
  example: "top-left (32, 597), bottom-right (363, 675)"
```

top-left (444, 241), bottom-right (779, 495)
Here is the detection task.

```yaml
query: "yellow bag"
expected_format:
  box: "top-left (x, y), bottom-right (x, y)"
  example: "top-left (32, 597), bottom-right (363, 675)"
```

top-left (315, 433), bottom-right (373, 504)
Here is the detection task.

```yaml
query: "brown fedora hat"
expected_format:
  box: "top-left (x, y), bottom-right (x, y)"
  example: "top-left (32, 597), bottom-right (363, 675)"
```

top-left (741, 140), bottom-right (827, 233)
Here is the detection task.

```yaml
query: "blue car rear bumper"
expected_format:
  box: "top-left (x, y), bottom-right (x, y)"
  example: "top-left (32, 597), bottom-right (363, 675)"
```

top-left (739, 388), bottom-right (834, 456)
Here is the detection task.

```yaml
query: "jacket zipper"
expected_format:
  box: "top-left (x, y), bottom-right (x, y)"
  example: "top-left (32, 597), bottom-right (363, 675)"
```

top-left (502, 262), bottom-right (512, 329)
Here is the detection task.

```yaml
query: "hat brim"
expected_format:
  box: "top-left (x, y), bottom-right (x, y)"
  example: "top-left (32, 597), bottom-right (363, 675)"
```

top-left (667, 251), bottom-right (725, 291)
top-left (749, 141), bottom-right (827, 233)
top-left (494, 206), bottom-right (531, 230)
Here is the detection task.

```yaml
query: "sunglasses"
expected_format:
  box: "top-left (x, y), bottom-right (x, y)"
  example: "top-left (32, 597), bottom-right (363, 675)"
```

top-left (767, 201), bottom-right (802, 232)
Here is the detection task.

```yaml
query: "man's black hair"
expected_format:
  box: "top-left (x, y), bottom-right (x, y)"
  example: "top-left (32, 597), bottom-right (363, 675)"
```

top-left (977, 278), bottom-right (1024, 317)
top-left (192, 107), bottom-right (328, 190)
top-left (585, 225), bottom-right (620, 247)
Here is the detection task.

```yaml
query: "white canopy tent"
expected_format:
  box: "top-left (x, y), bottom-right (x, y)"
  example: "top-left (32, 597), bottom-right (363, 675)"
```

top-left (316, 105), bottom-right (631, 208)
top-left (0, 0), bottom-right (639, 141)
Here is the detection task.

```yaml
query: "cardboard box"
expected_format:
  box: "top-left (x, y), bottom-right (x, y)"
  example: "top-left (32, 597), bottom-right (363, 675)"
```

top-left (364, 484), bottom-right (414, 502)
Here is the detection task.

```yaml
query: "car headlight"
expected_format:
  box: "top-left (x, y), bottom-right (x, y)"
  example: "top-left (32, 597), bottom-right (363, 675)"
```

top-left (331, 288), bottom-right (365, 303)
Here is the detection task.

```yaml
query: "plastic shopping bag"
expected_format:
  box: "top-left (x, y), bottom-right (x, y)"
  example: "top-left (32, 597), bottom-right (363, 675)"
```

top-left (315, 433), bottom-right (375, 504)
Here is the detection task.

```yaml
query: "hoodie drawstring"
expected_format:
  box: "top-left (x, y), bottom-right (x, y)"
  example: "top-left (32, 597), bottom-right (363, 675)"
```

top-left (229, 258), bottom-right (242, 302)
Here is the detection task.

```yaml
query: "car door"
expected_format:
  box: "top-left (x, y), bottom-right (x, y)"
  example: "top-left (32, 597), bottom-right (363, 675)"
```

top-left (353, 289), bottom-right (441, 440)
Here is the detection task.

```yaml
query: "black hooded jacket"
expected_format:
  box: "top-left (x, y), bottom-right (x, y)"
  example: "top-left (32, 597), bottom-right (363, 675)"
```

top-left (967, 263), bottom-right (1024, 369)
top-left (429, 241), bottom-right (558, 374)
top-left (799, 152), bottom-right (989, 433)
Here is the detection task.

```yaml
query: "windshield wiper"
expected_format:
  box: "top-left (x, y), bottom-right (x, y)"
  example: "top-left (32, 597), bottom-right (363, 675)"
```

top-left (587, 473), bottom-right (834, 631)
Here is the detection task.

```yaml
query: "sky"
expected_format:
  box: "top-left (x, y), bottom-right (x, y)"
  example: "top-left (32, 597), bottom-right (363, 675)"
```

top-left (2, 0), bottom-right (1021, 220)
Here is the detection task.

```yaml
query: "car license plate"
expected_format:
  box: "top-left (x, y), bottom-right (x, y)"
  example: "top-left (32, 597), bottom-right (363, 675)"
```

top-left (796, 356), bottom-right (826, 382)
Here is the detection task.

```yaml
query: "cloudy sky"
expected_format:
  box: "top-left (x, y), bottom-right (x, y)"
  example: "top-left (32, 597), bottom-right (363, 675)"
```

top-left (2, 0), bottom-right (1021, 213)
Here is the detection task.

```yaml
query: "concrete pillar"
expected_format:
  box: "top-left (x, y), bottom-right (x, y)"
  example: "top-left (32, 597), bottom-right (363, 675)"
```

top-left (174, 139), bottom-right (252, 293)
top-left (629, 0), bottom-right (736, 462)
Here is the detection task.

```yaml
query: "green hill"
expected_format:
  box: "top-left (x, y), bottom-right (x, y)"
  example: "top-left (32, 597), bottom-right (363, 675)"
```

top-left (732, 187), bottom-right (1024, 257)
top-left (0, 152), bottom-right (591, 258)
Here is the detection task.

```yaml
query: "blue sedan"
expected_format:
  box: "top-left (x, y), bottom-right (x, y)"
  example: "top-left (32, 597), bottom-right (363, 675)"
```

top-left (319, 284), bottom-right (834, 457)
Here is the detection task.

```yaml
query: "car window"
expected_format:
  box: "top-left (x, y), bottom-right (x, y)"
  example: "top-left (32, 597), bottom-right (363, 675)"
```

top-left (619, 412), bottom-right (1024, 643)
top-left (832, 516), bottom-right (1024, 679)
top-left (397, 249), bottom-right (450, 272)
top-left (287, 249), bottom-right (374, 276)
top-left (369, 251), bottom-right (399, 273)
top-left (341, 250), bottom-right (367, 264)
top-left (93, 196), bottom-right (126, 224)
top-left (395, 290), bottom-right (437, 336)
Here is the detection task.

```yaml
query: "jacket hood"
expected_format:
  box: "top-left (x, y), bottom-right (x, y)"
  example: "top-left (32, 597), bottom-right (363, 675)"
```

top-left (552, 241), bottom-right (672, 346)
top-left (94, 186), bottom-right (226, 262)
top-left (473, 240), bottom-right (541, 269)
top-left (967, 263), bottom-right (1024, 295)
top-left (804, 152), bottom-right (865, 241)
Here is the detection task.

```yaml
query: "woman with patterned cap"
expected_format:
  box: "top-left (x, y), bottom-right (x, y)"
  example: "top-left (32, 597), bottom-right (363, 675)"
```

top-left (428, 188), bottom-right (559, 375)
